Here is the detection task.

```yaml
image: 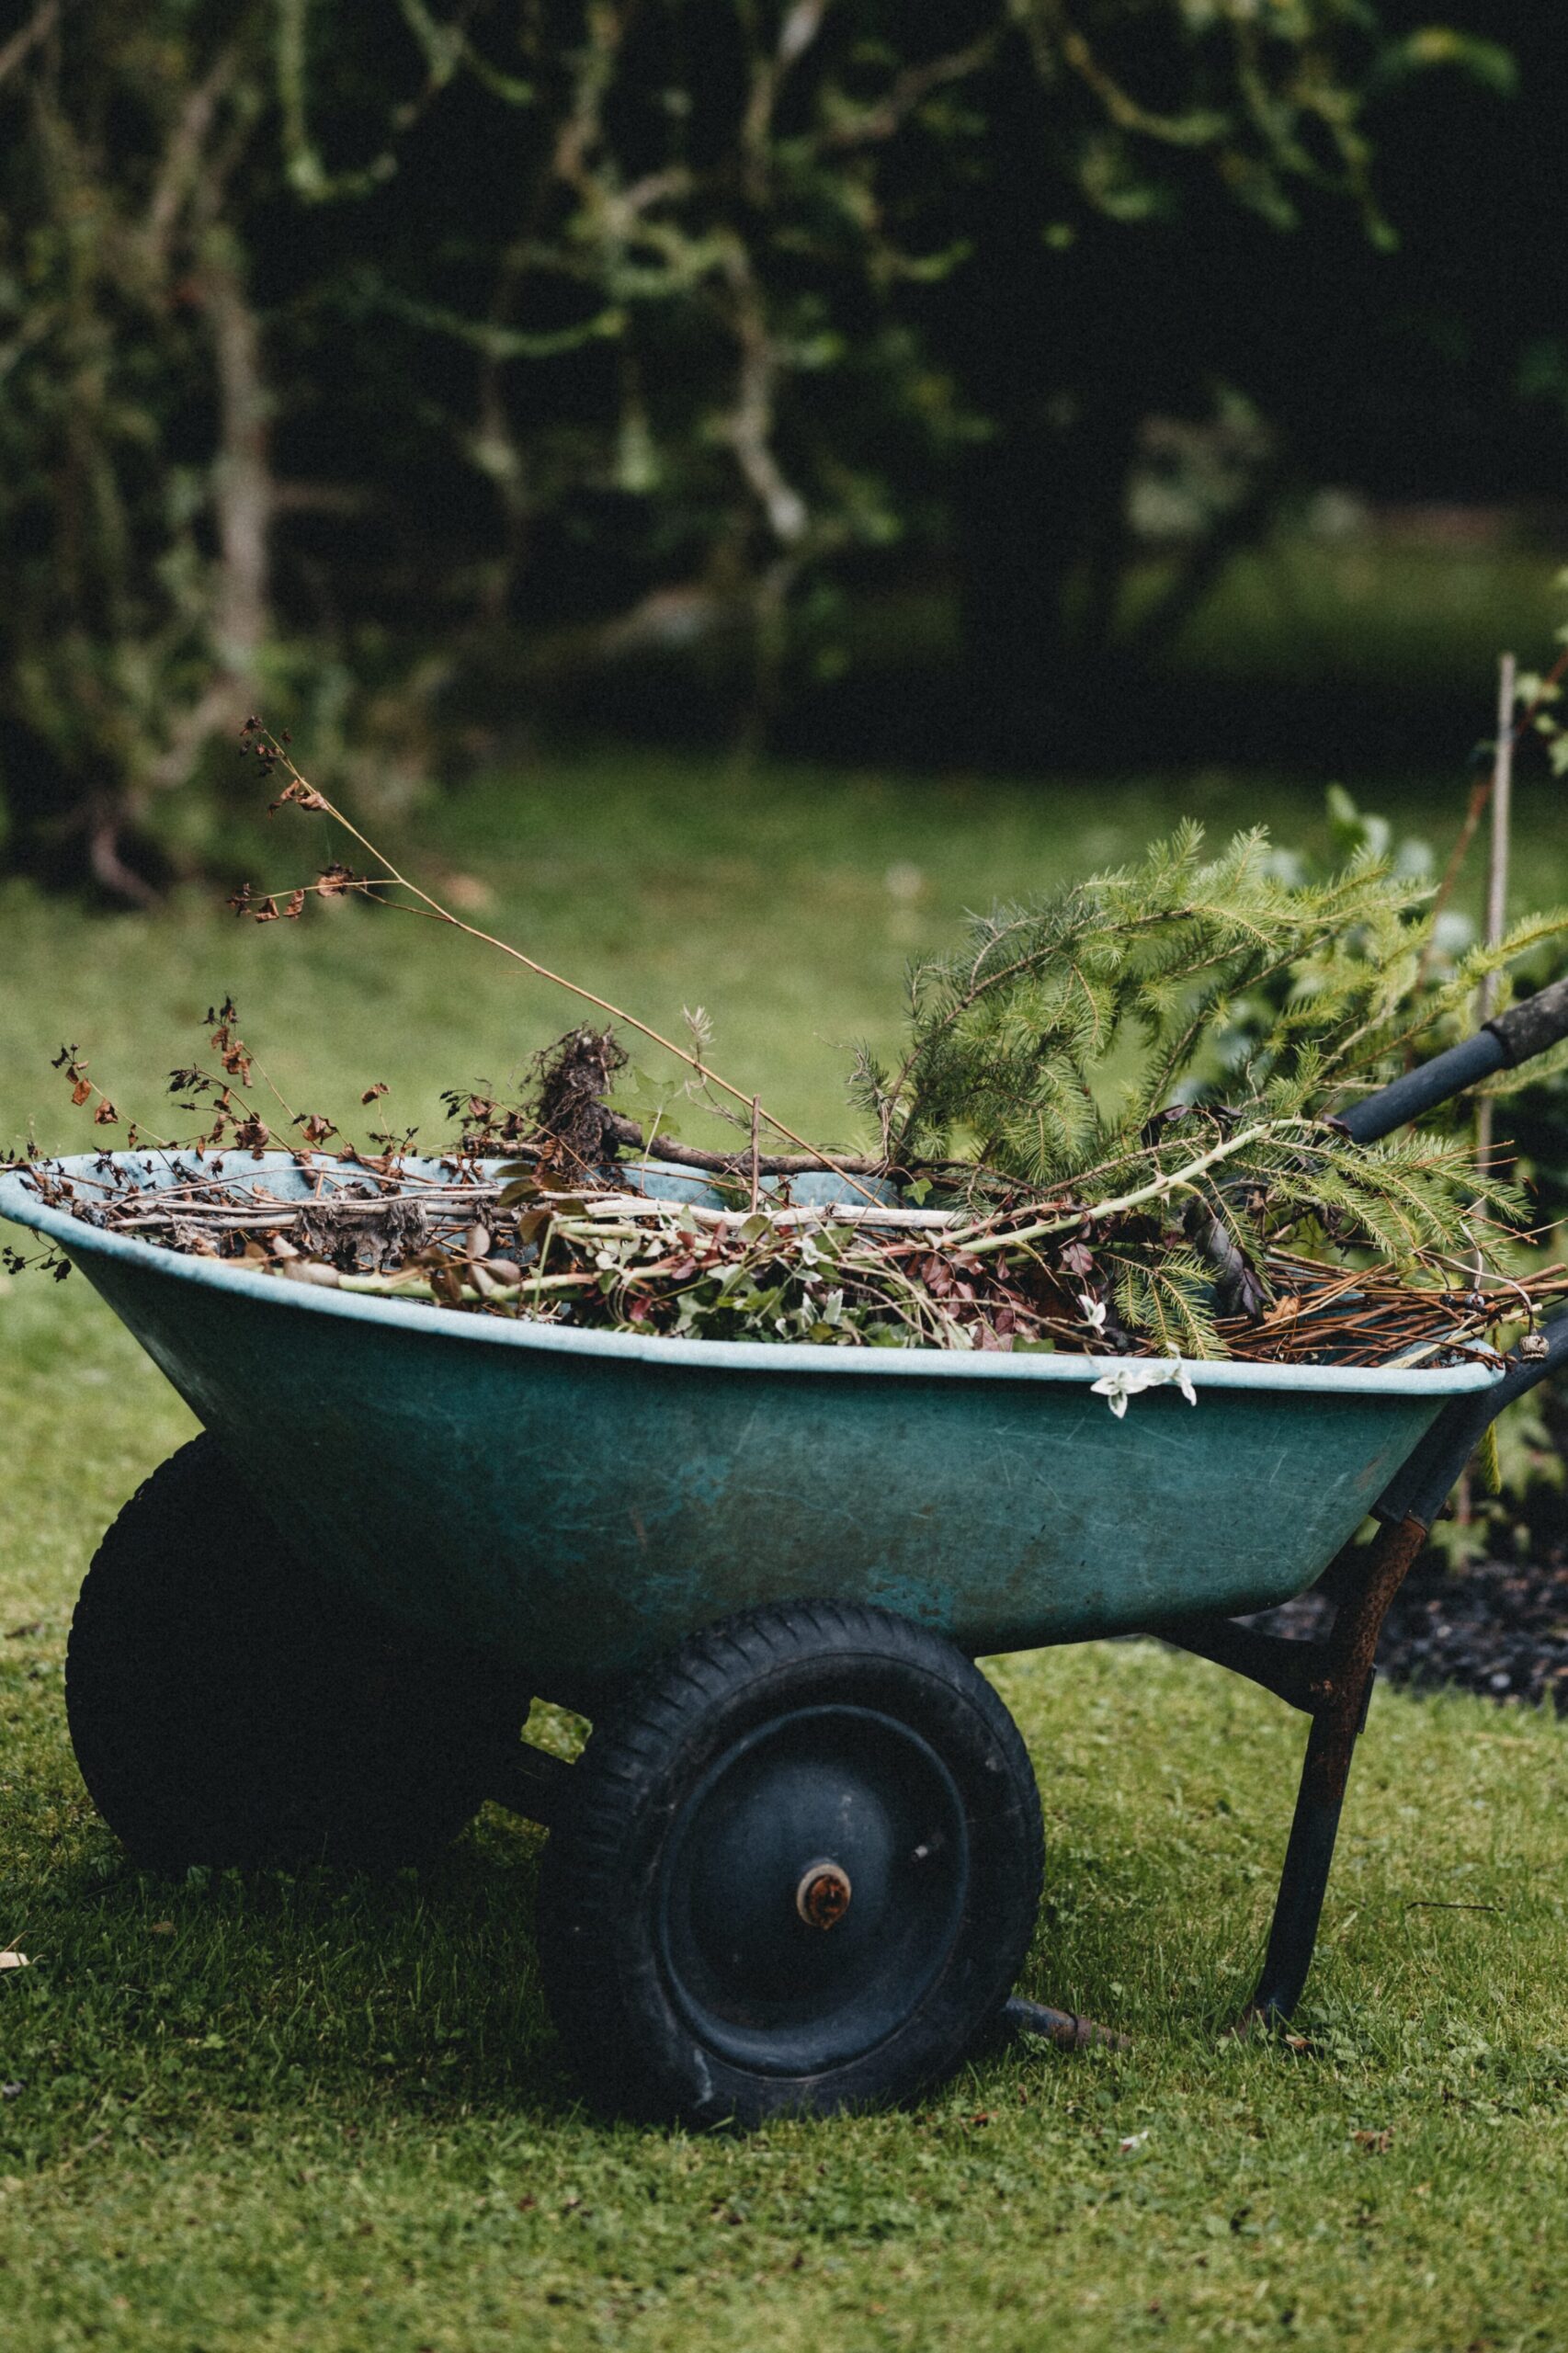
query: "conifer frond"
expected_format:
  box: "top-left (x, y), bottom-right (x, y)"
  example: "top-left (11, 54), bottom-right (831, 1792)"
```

top-left (1108, 1249), bottom-right (1223, 1359)
top-left (862, 820), bottom-right (1556, 1354)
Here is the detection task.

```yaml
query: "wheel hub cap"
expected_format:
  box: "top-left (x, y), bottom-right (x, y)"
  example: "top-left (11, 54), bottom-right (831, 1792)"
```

top-left (796, 1860), bottom-right (853, 1930)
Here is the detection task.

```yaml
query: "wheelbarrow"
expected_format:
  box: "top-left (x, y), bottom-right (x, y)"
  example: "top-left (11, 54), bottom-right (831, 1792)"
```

top-left (4, 977), bottom-right (1568, 2127)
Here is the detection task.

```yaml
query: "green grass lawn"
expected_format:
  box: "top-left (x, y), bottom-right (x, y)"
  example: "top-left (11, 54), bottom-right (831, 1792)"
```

top-left (1161, 537), bottom-right (1567, 701)
top-left (5, 749), bottom-right (1568, 2350)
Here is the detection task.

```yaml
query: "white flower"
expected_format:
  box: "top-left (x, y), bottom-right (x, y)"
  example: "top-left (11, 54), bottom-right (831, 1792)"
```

top-left (1076, 1290), bottom-right (1108, 1333)
top-left (1090, 1356), bottom-right (1199, 1419)
top-left (1089, 1362), bottom-right (1165, 1419)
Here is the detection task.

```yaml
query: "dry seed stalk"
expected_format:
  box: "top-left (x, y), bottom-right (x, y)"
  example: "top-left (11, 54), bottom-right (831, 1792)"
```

top-left (236, 722), bottom-right (883, 1202)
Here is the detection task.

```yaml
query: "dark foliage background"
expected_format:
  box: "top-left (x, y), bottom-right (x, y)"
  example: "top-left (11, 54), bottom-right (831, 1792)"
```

top-left (0, 0), bottom-right (1562, 892)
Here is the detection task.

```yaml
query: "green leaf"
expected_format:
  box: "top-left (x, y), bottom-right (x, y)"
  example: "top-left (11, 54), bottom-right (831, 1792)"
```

top-left (1372, 28), bottom-right (1518, 99)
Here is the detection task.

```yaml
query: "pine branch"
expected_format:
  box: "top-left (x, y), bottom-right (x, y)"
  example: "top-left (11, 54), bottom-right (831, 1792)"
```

top-left (868, 820), bottom-right (1556, 1351)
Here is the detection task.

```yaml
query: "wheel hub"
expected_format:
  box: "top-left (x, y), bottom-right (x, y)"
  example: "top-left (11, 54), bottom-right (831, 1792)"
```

top-left (658, 1703), bottom-right (970, 2075)
top-left (795, 1859), bottom-right (853, 1930)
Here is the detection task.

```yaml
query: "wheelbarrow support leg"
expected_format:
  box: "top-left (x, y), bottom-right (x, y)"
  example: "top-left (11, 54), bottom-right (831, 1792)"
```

top-left (1243, 1512), bottom-right (1429, 2027)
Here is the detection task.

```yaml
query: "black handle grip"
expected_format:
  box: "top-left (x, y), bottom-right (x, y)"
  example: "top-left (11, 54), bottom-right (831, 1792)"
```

top-left (1484, 974), bottom-right (1568, 1068)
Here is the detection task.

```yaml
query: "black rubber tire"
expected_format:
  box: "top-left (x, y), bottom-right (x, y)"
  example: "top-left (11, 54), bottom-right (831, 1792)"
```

top-left (537, 1599), bottom-right (1042, 2127)
top-left (66, 1435), bottom-right (528, 1871)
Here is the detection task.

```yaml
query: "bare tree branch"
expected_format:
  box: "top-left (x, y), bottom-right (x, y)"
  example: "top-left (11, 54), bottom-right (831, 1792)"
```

top-left (0, 0), bottom-right (60, 92)
top-left (818, 33), bottom-right (996, 152)
top-left (717, 243), bottom-right (808, 548)
top-left (143, 40), bottom-right (244, 264)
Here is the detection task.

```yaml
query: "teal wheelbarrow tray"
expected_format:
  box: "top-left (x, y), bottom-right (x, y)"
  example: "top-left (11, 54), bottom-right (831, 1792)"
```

top-left (5, 976), bottom-right (1568, 2124)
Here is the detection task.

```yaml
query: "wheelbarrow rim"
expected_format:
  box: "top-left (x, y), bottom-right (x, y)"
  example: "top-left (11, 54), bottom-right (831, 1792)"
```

top-left (0, 1153), bottom-right (1503, 1397)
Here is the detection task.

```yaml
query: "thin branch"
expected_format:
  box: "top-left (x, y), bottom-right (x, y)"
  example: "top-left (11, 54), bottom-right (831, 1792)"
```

top-left (247, 733), bottom-right (882, 1199)
top-left (947, 1120), bottom-right (1320, 1255)
top-left (0, 0), bottom-right (60, 91)
top-left (1415, 638), bottom-right (1568, 993)
top-left (817, 32), bottom-right (997, 152)
top-left (143, 40), bottom-right (243, 263)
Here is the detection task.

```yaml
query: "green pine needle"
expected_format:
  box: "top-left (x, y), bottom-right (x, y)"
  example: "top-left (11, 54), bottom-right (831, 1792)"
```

top-left (852, 824), bottom-right (1568, 1355)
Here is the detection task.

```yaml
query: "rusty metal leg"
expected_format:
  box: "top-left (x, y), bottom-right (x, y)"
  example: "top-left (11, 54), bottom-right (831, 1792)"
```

top-left (1241, 1513), bottom-right (1429, 2029)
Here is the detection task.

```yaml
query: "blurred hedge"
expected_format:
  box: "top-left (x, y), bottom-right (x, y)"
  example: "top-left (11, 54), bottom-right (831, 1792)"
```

top-left (0, 2), bottom-right (1551, 892)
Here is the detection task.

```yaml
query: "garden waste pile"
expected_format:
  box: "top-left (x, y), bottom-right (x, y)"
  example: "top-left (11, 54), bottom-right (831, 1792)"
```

top-left (13, 820), bottom-right (1568, 1380)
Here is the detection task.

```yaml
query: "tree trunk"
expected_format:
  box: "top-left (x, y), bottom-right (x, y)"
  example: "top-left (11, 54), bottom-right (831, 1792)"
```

top-left (145, 234), bottom-right (274, 798)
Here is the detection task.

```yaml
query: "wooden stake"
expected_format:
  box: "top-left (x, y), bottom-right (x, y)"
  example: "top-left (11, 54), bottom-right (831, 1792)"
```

top-left (749, 1096), bottom-right (761, 1213)
top-left (1458, 651), bottom-right (1517, 1533)
top-left (1476, 651), bottom-right (1517, 1173)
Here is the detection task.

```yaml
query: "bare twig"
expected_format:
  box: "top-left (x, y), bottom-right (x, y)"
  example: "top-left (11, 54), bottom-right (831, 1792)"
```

top-left (602, 1113), bottom-right (889, 1179)
top-left (947, 1119), bottom-right (1317, 1255)
top-left (1418, 639), bottom-right (1568, 994)
top-left (0, 0), bottom-right (59, 91)
top-left (244, 730), bottom-right (883, 1199)
top-left (1403, 1900), bottom-right (1504, 1915)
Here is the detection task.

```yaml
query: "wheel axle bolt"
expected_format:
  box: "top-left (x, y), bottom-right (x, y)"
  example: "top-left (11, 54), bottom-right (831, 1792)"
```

top-left (796, 1861), bottom-right (852, 1931)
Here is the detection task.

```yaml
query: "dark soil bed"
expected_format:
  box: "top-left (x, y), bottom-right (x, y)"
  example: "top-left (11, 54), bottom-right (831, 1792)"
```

top-left (1253, 1548), bottom-right (1568, 1714)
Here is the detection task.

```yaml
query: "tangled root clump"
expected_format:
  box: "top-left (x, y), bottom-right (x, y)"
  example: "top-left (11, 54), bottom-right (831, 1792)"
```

top-left (528, 1027), bottom-right (629, 1174)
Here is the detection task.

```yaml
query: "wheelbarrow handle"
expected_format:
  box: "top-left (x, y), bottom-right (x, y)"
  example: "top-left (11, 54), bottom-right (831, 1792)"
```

top-left (1341, 973), bottom-right (1568, 1144)
top-left (1350, 972), bottom-right (1568, 1524)
top-left (1238, 1296), bottom-right (1568, 2031)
